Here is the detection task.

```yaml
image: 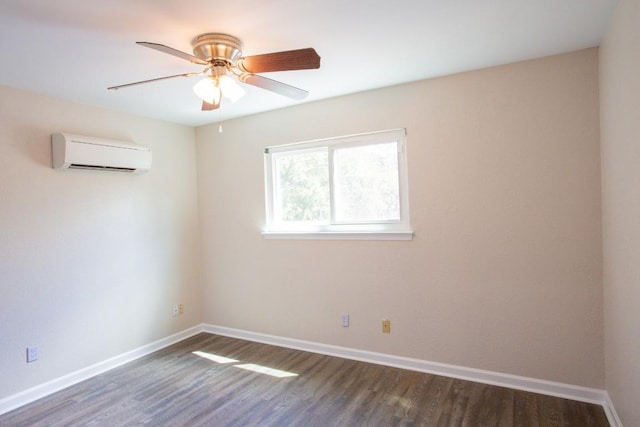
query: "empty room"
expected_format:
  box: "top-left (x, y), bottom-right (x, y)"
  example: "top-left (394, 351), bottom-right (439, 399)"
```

top-left (0, 0), bottom-right (638, 425)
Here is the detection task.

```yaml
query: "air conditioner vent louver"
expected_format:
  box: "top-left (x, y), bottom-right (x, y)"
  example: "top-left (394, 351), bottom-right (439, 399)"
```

top-left (51, 133), bottom-right (151, 173)
top-left (68, 164), bottom-right (137, 172)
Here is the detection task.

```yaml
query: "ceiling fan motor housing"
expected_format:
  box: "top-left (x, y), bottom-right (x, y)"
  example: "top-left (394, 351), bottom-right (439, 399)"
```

top-left (191, 33), bottom-right (242, 64)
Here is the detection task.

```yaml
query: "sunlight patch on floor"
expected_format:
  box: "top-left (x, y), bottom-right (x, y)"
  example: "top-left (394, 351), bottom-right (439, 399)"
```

top-left (193, 351), bottom-right (297, 378)
top-left (192, 351), bottom-right (239, 364)
top-left (234, 363), bottom-right (298, 378)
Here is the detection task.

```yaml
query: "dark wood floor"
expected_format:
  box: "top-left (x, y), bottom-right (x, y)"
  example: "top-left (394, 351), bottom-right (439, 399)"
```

top-left (1, 333), bottom-right (609, 426)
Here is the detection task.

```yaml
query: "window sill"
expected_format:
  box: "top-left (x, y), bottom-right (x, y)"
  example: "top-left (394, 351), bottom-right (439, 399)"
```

top-left (261, 231), bottom-right (414, 241)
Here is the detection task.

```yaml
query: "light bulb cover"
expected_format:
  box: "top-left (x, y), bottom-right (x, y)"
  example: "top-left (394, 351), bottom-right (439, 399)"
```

top-left (218, 75), bottom-right (245, 103)
top-left (193, 77), bottom-right (221, 105)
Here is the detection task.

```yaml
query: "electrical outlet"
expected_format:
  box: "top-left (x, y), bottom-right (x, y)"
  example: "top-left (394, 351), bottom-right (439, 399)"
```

top-left (26, 345), bottom-right (39, 363)
top-left (172, 304), bottom-right (179, 317)
top-left (178, 304), bottom-right (184, 315)
top-left (341, 313), bottom-right (349, 327)
top-left (382, 319), bottom-right (391, 333)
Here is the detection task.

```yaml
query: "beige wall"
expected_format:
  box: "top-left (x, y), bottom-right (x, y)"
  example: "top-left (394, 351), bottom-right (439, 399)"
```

top-left (600, 0), bottom-right (640, 424)
top-left (0, 44), bottom-right (608, 405)
top-left (197, 48), bottom-right (604, 388)
top-left (0, 85), bottom-right (202, 399)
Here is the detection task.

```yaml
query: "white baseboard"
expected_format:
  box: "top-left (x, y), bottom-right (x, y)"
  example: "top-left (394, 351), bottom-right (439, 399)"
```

top-left (1, 323), bottom-right (621, 427)
top-left (603, 391), bottom-right (623, 427)
top-left (0, 325), bottom-right (203, 416)
top-left (203, 324), bottom-right (620, 426)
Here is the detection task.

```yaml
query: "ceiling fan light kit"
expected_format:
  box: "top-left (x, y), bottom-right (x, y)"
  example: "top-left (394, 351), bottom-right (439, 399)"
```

top-left (192, 65), bottom-right (245, 106)
top-left (108, 32), bottom-right (321, 112)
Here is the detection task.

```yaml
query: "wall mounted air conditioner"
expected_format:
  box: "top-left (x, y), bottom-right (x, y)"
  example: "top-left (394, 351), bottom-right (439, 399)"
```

top-left (51, 133), bottom-right (152, 173)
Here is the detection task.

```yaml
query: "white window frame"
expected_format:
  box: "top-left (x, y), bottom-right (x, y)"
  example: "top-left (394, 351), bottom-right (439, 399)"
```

top-left (263, 129), bottom-right (413, 240)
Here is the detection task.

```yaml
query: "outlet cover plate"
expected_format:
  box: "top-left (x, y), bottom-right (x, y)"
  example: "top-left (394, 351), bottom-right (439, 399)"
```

top-left (341, 314), bottom-right (349, 327)
top-left (382, 319), bottom-right (391, 333)
top-left (27, 346), bottom-right (39, 363)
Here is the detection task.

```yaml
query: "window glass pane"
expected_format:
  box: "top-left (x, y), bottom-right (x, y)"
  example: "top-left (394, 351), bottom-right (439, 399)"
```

top-left (334, 142), bottom-right (400, 222)
top-left (274, 148), bottom-right (329, 223)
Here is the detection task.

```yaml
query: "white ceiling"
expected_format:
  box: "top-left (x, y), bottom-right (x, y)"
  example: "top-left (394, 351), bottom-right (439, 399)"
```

top-left (0, 0), bottom-right (618, 127)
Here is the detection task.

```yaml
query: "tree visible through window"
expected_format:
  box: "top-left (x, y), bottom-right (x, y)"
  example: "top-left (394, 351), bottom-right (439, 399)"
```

top-left (264, 129), bottom-right (411, 237)
top-left (274, 148), bottom-right (329, 223)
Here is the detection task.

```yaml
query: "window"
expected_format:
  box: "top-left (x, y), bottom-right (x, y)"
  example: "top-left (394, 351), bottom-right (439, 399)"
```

top-left (263, 129), bottom-right (412, 240)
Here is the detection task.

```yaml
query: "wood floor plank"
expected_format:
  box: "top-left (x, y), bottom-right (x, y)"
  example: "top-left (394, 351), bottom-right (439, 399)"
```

top-left (0, 333), bottom-right (610, 426)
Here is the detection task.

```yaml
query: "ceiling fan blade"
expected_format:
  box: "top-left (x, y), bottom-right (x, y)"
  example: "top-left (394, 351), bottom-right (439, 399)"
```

top-left (108, 72), bottom-right (201, 90)
top-left (201, 100), bottom-right (220, 111)
top-left (239, 74), bottom-right (308, 100)
top-left (236, 48), bottom-right (320, 73)
top-left (137, 41), bottom-right (209, 66)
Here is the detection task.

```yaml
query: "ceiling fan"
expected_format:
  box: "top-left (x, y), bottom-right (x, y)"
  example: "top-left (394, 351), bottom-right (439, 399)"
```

top-left (108, 33), bottom-right (321, 111)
